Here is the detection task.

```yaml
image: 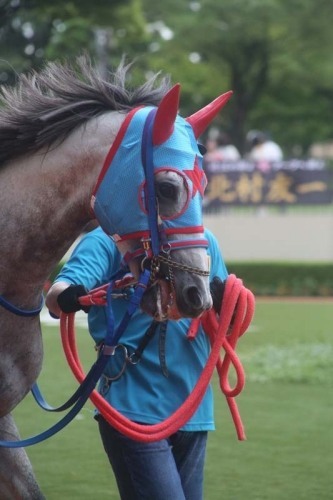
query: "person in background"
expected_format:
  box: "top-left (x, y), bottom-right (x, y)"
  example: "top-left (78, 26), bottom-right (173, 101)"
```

top-left (46, 226), bottom-right (227, 500)
top-left (246, 130), bottom-right (283, 162)
top-left (204, 130), bottom-right (240, 162)
top-left (203, 135), bottom-right (221, 161)
top-left (215, 131), bottom-right (241, 161)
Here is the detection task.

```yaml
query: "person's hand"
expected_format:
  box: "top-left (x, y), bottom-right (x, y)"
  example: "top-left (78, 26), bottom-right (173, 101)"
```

top-left (210, 277), bottom-right (226, 314)
top-left (57, 284), bottom-right (90, 313)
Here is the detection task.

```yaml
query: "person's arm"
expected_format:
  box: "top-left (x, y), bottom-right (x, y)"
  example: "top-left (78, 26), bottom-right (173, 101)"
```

top-left (210, 277), bottom-right (226, 314)
top-left (46, 281), bottom-right (91, 317)
top-left (46, 228), bottom-right (119, 317)
top-left (205, 228), bottom-right (228, 313)
top-left (45, 281), bottom-right (71, 318)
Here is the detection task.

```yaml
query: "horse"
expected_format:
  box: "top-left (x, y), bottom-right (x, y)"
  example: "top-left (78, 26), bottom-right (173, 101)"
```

top-left (0, 55), bottom-right (231, 498)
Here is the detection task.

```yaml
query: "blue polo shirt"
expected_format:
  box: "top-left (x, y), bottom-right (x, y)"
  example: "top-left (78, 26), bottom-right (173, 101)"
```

top-left (56, 227), bottom-right (228, 431)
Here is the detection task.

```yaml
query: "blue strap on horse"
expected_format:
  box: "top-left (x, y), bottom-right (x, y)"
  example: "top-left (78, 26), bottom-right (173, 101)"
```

top-left (0, 294), bottom-right (44, 317)
top-left (141, 108), bottom-right (161, 257)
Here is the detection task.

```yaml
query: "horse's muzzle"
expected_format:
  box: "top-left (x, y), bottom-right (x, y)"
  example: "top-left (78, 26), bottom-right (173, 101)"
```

top-left (140, 278), bottom-right (212, 321)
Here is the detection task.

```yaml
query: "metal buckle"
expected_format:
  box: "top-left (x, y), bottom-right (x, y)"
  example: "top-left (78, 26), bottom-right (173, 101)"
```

top-left (141, 238), bottom-right (151, 251)
top-left (101, 344), bottom-right (129, 381)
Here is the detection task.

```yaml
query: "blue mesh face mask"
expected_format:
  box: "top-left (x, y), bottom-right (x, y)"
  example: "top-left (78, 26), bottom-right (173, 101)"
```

top-left (91, 85), bottom-right (232, 252)
top-left (91, 106), bottom-right (207, 242)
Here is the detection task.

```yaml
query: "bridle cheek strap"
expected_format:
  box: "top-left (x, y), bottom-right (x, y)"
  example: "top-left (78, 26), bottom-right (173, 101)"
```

top-left (141, 108), bottom-right (160, 256)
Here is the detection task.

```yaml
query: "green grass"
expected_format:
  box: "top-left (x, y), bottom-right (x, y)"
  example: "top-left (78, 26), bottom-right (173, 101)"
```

top-left (13, 301), bottom-right (333, 499)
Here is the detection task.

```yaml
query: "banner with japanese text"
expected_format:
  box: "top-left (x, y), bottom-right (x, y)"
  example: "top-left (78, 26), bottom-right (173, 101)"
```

top-left (203, 159), bottom-right (333, 208)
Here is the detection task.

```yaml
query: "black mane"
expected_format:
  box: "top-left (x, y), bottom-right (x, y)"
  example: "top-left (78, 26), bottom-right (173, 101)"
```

top-left (0, 55), bottom-right (171, 166)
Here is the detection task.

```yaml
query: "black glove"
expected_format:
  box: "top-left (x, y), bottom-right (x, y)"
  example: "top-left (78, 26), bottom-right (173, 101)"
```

top-left (210, 277), bottom-right (226, 314)
top-left (57, 284), bottom-right (90, 313)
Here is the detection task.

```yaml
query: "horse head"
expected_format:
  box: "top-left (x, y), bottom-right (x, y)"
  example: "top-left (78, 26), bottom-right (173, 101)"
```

top-left (92, 85), bottom-right (232, 320)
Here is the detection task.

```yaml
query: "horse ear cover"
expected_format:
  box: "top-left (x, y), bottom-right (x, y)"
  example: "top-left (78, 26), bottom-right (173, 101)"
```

top-left (186, 90), bottom-right (233, 139)
top-left (152, 84), bottom-right (181, 145)
top-left (153, 86), bottom-right (233, 144)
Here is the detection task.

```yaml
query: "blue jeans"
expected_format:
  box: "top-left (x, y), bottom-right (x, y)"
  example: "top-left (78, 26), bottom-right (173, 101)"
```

top-left (98, 416), bottom-right (208, 500)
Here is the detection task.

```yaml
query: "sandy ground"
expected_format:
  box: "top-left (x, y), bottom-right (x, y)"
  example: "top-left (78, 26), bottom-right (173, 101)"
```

top-left (204, 212), bottom-right (333, 262)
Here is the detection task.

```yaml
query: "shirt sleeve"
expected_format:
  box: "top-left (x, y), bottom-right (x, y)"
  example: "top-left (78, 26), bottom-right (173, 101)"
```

top-left (55, 228), bottom-right (121, 291)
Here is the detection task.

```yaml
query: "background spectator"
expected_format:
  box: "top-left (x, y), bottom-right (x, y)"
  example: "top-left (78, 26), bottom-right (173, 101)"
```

top-left (247, 130), bottom-right (283, 162)
top-left (216, 131), bottom-right (241, 161)
top-left (204, 129), bottom-right (241, 162)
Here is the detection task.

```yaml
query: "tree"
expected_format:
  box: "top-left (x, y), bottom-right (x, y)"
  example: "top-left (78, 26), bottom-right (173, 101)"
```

top-left (0, 0), bottom-right (147, 84)
top-left (140, 0), bottom-right (333, 155)
top-left (140, 0), bottom-right (282, 152)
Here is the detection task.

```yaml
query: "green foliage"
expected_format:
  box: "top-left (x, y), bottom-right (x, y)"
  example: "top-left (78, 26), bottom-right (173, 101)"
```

top-left (0, 0), bottom-right (147, 84)
top-left (227, 261), bottom-right (333, 296)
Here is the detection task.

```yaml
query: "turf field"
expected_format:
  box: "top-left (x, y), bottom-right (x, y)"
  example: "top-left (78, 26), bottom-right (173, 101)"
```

top-left (13, 300), bottom-right (333, 499)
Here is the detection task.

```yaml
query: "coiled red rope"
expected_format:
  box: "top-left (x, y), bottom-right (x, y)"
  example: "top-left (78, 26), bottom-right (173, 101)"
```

top-left (60, 274), bottom-right (255, 442)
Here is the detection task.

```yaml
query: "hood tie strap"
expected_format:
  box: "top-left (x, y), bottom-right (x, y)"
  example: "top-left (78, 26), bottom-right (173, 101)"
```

top-left (0, 294), bottom-right (44, 317)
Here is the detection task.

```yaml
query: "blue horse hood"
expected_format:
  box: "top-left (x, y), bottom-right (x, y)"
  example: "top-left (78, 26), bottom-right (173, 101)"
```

top-left (91, 106), bottom-right (207, 240)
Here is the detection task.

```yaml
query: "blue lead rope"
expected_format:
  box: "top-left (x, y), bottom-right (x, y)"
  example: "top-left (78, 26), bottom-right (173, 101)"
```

top-left (2, 358), bottom-right (106, 448)
top-left (0, 270), bottom-right (151, 448)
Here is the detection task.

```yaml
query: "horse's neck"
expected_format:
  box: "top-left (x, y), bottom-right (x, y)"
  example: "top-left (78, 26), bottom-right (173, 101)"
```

top-left (0, 112), bottom-right (126, 301)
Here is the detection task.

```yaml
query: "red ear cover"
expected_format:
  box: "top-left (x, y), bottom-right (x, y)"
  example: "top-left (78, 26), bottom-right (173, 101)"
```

top-left (186, 91), bottom-right (233, 139)
top-left (152, 84), bottom-right (181, 145)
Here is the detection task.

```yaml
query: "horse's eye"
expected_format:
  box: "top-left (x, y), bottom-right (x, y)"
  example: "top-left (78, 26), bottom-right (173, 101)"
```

top-left (157, 182), bottom-right (177, 200)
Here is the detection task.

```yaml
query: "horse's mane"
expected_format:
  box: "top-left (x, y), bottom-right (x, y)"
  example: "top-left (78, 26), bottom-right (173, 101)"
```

top-left (0, 55), bottom-right (171, 166)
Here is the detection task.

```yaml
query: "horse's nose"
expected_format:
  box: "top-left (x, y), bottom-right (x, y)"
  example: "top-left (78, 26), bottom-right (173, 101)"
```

top-left (183, 285), bottom-right (205, 311)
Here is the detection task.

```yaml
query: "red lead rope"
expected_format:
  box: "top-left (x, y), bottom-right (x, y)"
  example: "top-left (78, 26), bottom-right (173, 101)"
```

top-left (60, 274), bottom-right (255, 442)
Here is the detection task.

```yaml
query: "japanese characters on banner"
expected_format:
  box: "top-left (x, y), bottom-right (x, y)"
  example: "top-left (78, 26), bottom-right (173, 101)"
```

top-left (203, 159), bottom-right (333, 208)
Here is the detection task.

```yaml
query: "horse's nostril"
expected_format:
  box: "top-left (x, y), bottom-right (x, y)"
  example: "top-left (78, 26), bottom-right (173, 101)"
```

top-left (184, 286), bottom-right (204, 310)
